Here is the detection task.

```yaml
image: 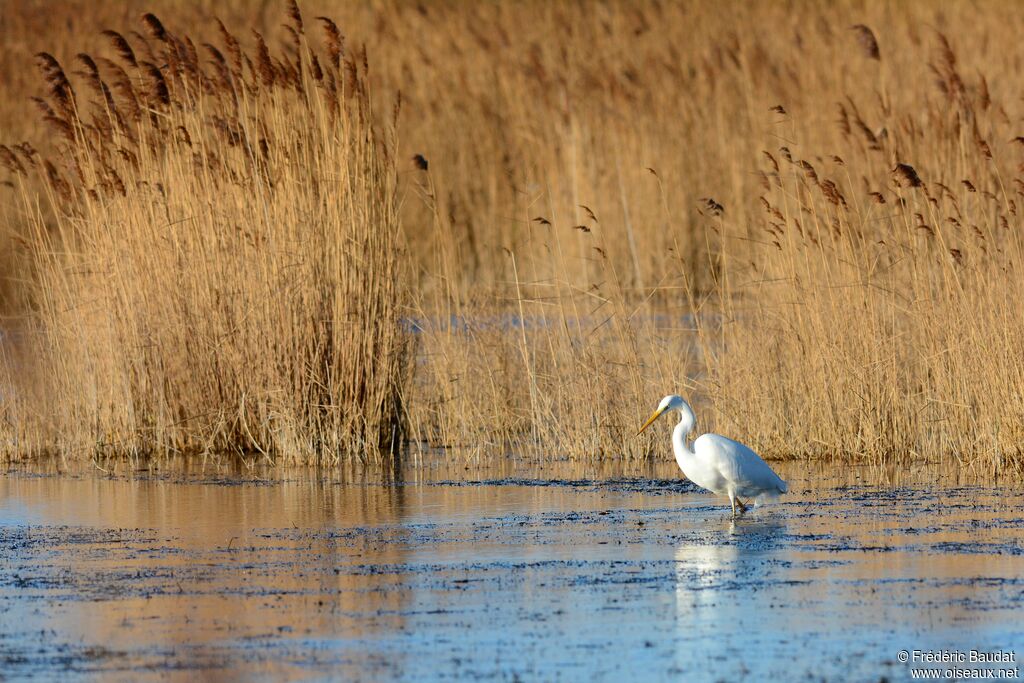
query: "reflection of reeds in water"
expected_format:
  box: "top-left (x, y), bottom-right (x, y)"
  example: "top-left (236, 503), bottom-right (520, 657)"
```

top-left (1, 472), bottom-right (414, 676)
top-left (2, 3), bottom-right (1024, 471)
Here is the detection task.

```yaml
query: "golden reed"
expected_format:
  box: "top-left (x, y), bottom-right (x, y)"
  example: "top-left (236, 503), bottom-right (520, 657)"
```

top-left (0, 1), bottom-right (1022, 475)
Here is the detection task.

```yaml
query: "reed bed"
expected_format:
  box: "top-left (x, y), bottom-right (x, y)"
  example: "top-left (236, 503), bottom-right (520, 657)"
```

top-left (1, 4), bottom-right (410, 462)
top-left (2, 1), bottom-right (1024, 473)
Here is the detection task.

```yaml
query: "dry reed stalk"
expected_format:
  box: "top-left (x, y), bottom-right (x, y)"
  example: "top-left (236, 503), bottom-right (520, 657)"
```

top-left (1, 1), bottom-right (1024, 473)
top-left (3, 6), bottom-right (411, 463)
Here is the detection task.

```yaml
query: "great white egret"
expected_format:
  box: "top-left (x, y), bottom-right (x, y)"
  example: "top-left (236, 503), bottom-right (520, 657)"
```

top-left (637, 395), bottom-right (787, 517)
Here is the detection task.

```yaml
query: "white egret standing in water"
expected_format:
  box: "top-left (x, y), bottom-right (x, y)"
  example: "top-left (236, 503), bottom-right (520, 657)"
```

top-left (637, 395), bottom-right (787, 517)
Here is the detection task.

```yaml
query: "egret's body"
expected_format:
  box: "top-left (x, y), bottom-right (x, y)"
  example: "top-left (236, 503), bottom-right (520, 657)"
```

top-left (638, 395), bottom-right (787, 517)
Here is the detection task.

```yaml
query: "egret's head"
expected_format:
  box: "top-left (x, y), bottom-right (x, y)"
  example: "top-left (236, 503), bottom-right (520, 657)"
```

top-left (636, 394), bottom-right (691, 435)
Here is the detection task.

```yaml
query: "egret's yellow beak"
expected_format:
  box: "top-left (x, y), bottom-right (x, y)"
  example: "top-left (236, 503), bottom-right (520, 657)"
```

top-left (636, 406), bottom-right (666, 436)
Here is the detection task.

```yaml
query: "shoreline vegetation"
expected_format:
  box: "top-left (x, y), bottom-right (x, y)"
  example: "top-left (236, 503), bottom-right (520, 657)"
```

top-left (1, 1), bottom-right (1023, 475)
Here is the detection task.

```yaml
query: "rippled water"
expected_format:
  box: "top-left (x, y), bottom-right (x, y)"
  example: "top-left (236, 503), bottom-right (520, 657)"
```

top-left (1, 460), bottom-right (1022, 681)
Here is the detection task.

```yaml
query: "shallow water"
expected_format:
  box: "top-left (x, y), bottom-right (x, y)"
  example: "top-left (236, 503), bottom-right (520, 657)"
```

top-left (1, 461), bottom-right (1022, 681)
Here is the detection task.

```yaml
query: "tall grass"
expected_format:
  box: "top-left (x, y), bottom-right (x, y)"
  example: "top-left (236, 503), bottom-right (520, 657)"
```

top-left (393, 1), bottom-right (1024, 473)
top-left (2, 1), bottom-right (1024, 473)
top-left (2, 5), bottom-right (410, 462)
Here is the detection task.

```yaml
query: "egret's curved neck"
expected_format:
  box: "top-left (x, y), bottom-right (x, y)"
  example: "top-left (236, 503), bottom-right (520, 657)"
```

top-left (671, 405), bottom-right (697, 463)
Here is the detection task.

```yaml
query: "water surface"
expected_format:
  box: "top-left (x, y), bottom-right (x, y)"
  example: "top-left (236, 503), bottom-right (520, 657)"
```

top-left (1, 461), bottom-right (1021, 681)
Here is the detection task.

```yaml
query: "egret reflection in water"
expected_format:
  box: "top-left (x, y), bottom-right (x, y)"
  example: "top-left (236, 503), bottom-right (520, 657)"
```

top-left (674, 515), bottom-right (788, 615)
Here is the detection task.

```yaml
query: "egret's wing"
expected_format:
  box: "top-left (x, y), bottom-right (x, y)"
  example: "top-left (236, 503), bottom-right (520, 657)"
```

top-left (693, 434), bottom-right (788, 495)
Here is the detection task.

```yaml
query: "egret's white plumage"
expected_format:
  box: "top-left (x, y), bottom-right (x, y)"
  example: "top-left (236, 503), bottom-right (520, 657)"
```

top-left (637, 394), bottom-right (787, 517)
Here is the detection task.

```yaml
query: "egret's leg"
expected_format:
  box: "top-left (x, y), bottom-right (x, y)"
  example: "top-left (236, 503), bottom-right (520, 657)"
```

top-left (729, 494), bottom-right (738, 518)
top-left (737, 498), bottom-right (748, 514)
